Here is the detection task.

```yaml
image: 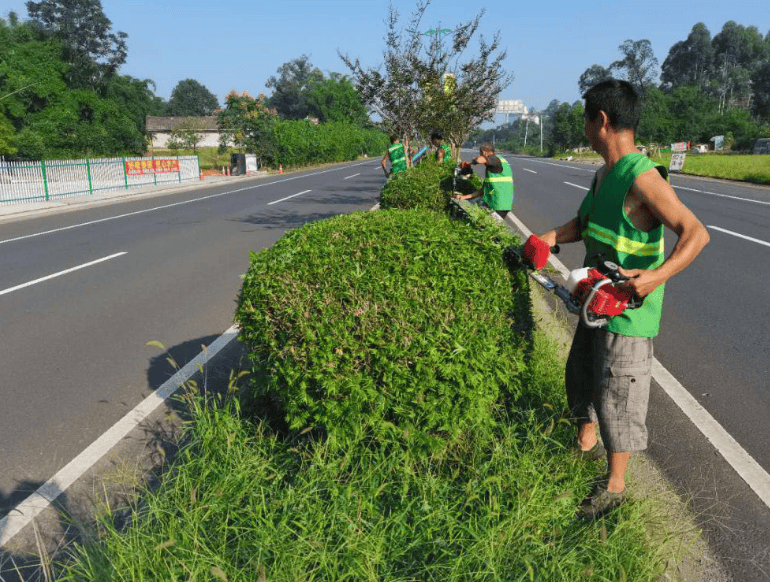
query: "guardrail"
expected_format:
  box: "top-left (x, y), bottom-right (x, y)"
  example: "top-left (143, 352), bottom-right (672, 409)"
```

top-left (0, 155), bottom-right (200, 206)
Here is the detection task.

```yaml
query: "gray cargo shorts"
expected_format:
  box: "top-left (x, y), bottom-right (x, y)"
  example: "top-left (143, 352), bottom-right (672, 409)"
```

top-left (565, 324), bottom-right (654, 453)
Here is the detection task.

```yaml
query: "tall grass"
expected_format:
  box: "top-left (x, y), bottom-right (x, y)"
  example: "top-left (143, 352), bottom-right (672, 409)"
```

top-left (58, 327), bottom-right (668, 582)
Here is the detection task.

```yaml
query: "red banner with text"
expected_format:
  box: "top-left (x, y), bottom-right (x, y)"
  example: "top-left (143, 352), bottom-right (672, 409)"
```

top-left (125, 159), bottom-right (180, 176)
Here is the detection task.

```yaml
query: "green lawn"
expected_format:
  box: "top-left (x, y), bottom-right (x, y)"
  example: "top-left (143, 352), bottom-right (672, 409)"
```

top-left (550, 150), bottom-right (770, 185)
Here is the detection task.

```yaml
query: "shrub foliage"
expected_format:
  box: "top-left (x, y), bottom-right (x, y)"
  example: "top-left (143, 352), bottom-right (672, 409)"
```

top-left (379, 158), bottom-right (481, 212)
top-left (235, 208), bottom-right (524, 445)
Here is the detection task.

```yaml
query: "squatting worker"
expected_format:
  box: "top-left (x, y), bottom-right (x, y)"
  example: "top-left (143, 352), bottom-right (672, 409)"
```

top-left (431, 132), bottom-right (452, 162)
top-left (452, 142), bottom-right (514, 219)
top-left (382, 135), bottom-right (410, 177)
top-left (536, 79), bottom-right (709, 519)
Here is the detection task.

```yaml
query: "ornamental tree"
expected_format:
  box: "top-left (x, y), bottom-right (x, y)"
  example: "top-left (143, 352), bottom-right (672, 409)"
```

top-left (340, 0), bottom-right (511, 157)
top-left (217, 91), bottom-right (277, 164)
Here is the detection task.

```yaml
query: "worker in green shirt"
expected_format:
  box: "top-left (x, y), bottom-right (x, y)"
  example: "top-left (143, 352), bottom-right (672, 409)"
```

top-left (381, 135), bottom-right (410, 177)
top-left (452, 142), bottom-right (513, 219)
top-left (536, 79), bottom-right (709, 519)
top-left (431, 132), bottom-right (452, 162)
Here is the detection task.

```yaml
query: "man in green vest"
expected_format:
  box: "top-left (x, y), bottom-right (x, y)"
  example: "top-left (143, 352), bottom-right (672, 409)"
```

top-left (381, 135), bottom-right (409, 177)
top-left (536, 79), bottom-right (710, 518)
top-left (431, 132), bottom-right (452, 162)
top-left (452, 143), bottom-right (514, 219)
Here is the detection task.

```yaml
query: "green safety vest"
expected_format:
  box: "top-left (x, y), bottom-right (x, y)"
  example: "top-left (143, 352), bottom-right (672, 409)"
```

top-left (388, 143), bottom-right (407, 175)
top-left (577, 153), bottom-right (667, 337)
top-left (482, 156), bottom-right (514, 211)
top-left (435, 143), bottom-right (451, 161)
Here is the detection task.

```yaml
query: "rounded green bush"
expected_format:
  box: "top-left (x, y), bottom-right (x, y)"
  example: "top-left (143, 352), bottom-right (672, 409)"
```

top-left (235, 208), bottom-right (527, 446)
top-left (380, 158), bottom-right (482, 212)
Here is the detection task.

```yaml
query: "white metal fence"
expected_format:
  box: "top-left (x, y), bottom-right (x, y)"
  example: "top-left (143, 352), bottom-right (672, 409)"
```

top-left (0, 155), bottom-right (200, 206)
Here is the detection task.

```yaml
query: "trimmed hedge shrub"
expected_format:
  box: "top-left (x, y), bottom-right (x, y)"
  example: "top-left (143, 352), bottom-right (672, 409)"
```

top-left (235, 208), bottom-right (525, 446)
top-left (380, 158), bottom-right (482, 212)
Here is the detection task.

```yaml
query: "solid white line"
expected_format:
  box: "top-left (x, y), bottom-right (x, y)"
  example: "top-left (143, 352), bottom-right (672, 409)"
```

top-left (708, 225), bottom-right (770, 248)
top-left (0, 325), bottom-right (240, 548)
top-left (522, 168), bottom-right (537, 174)
top-left (0, 160), bottom-right (379, 246)
top-left (675, 185), bottom-right (770, 206)
top-left (0, 252), bottom-right (127, 297)
top-left (344, 173), bottom-right (361, 180)
top-left (564, 182), bottom-right (587, 190)
top-left (267, 190), bottom-right (312, 205)
top-left (505, 210), bottom-right (770, 509)
top-left (651, 361), bottom-right (770, 507)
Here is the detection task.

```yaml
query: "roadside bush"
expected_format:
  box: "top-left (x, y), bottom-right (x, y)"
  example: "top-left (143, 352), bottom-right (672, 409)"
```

top-left (380, 158), bottom-right (482, 212)
top-left (267, 120), bottom-right (388, 168)
top-left (235, 208), bottom-right (525, 448)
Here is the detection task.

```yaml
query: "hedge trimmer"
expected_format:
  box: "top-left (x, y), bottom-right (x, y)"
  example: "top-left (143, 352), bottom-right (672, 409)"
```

top-left (504, 235), bottom-right (643, 328)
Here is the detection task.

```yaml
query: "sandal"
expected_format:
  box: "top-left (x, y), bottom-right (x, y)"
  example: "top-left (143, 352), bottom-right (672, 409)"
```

top-left (577, 484), bottom-right (625, 519)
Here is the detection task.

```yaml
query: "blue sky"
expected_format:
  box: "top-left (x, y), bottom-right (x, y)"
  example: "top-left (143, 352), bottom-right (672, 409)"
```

top-left (2, 0), bottom-right (769, 115)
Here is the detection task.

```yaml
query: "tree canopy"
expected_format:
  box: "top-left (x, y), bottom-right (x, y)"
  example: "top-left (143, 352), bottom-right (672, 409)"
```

top-left (25, 0), bottom-right (128, 92)
top-left (1, 8), bottom-right (162, 159)
top-left (266, 56), bottom-right (368, 124)
top-left (340, 0), bottom-right (511, 156)
top-left (166, 79), bottom-right (219, 116)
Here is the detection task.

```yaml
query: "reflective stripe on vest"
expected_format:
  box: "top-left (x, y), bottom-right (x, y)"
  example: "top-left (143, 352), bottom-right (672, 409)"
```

top-left (578, 153), bottom-right (667, 337)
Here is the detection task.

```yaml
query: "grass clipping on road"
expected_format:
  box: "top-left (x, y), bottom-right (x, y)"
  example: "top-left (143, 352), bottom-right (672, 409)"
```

top-left (60, 209), bottom-right (673, 581)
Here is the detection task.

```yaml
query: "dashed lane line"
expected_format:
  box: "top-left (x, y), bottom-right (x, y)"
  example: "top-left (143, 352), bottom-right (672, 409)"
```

top-left (708, 225), bottom-right (770, 248)
top-left (0, 252), bottom-right (127, 297)
top-left (267, 190), bottom-right (312, 205)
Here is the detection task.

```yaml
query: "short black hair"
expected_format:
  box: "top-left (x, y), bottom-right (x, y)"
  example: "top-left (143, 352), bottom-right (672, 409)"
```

top-left (479, 142), bottom-right (495, 153)
top-left (389, 135), bottom-right (400, 143)
top-left (582, 79), bottom-right (640, 132)
top-left (430, 132), bottom-right (443, 141)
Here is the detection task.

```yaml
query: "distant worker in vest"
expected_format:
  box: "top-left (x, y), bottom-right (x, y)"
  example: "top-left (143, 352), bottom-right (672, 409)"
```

top-left (452, 143), bottom-right (513, 219)
top-left (431, 132), bottom-right (452, 163)
top-left (381, 135), bottom-right (410, 178)
top-left (532, 79), bottom-right (709, 519)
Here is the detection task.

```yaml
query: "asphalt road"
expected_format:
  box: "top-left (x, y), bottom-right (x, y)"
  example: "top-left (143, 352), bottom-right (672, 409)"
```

top-left (0, 160), bottom-right (384, 518)
top-left (501, 152), bottom-right (770, 581)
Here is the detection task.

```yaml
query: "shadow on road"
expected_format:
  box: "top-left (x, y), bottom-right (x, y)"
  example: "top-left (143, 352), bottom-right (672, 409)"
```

top-left (0, 334), bottom-right (249, 581)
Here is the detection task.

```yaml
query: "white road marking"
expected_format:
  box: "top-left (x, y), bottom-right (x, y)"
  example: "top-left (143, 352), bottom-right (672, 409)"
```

top-left (0, 252), bottom-right (127, 297)
top-left (675, 185), bottom-right (770, 206)
top-left (0, 325), bottom-right (240, 548)
top-left (708, 225), bottom-right (770, 248)
top-left (505, 210), bottom-right (770, 510)
top-left (0, 160), bottom-right (379, 247)
top-left (344, 173), bottom-right (360, 180)
top-left (522, 168), bottom-right (537, 174)
top-left (564, 182), bottom-right (587, 190)
top-left (267, 190), bottom-right (312, 205)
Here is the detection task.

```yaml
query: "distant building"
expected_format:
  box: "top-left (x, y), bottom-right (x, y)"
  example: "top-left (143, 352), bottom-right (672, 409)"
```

top-left (146, 116), bottom-right (231, 149)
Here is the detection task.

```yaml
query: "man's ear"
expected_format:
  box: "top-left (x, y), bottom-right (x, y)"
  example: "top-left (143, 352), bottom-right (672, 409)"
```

top-left (597, 110), bottom-right (611, 130)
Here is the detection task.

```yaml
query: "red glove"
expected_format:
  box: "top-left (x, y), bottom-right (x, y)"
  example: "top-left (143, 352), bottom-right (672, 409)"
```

top-left (523, 234), bottom-right (551, 270)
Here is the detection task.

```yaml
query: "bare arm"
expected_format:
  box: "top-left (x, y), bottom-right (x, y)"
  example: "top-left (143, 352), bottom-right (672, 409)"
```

top-left (619, 169), bottom-right (710, 298)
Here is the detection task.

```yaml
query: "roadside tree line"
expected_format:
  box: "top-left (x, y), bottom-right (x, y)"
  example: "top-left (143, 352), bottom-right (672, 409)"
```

top-left (474, 20), bottom-right (770, 155)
